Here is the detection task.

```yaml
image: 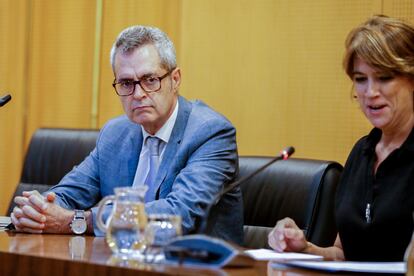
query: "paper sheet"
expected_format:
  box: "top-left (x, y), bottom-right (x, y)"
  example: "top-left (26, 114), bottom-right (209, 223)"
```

top-left (0, 216), bottom-right (11, 227)
top-left (280, 260), bottom-right (406, 274)
top-left (244, 248), bottom-right (323, 261)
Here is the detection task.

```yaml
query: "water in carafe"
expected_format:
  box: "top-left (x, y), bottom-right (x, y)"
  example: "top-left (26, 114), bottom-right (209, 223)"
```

top-left (106, 201), bottom-right (147, 255)
top-left (96, 186), bottom-right (148, 258)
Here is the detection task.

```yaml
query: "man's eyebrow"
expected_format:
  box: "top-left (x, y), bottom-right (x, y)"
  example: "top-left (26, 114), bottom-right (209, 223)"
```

top-left (139, 72), bottom-right (157, 78)
top-left (117, 77), bottom-right (134, 82)
top-left (116, 71), bottom-right (158, 81)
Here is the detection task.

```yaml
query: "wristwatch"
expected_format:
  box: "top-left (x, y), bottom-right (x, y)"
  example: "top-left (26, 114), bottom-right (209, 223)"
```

top-left (70, 210), bottom-right (87, 235)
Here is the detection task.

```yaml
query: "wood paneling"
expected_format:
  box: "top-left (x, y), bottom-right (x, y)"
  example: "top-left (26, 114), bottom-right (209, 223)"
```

top-left (179, 0), bottom-right (380, 160)
top-left (25, 0), bottom-right (96, 139)
top-left (0, 0), bottom-right (29, 214)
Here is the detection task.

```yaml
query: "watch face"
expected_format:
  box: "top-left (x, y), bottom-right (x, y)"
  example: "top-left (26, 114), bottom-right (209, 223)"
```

top-left (72, 219), bottom-right (87, 234)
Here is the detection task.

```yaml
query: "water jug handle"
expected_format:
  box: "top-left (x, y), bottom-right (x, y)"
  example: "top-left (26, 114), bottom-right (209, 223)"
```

top-left (96, 195), bottom-right (115, 233)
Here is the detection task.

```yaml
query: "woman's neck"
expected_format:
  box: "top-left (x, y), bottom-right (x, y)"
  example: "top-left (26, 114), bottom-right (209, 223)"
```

top-left (380, 114), bottom-right (414, 149)
top-left (374, 114), bottom-right (414, 173)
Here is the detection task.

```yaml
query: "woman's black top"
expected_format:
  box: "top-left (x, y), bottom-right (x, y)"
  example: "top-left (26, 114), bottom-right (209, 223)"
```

top-left (336, 127), bottom-right (414, 261)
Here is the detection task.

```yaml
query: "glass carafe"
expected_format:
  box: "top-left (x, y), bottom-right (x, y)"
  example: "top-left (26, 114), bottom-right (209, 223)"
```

top-left (96, 186), bottom-right (148, 258)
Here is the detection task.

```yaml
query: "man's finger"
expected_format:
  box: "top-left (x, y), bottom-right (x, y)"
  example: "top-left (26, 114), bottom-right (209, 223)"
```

top-left (21, 205), bottom-right (46, 223)
top-left (18, 216), bottom-right (45, 230)
top-left (11, 211), bottom-right (44, 233)
top-left (10, 213), bottom-right (21, 229)
top-left (12, 206), bottom-right (24, 218)
top-left (22, 190), bottom-right (42, 197)
top-left (45, 192), bottom-right (56, 203)
top-left (28, 194), bottom-right (48, 211)
top-left (14, 196), bottom-right (31, 207)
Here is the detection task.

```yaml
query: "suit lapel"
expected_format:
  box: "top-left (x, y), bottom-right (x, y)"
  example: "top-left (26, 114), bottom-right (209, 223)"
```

top-left (153, 96), bottom-right (192, 197)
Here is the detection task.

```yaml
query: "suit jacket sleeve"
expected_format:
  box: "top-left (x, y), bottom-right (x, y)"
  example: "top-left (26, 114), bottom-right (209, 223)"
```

top-left (145, 108), bottom-right (238, 234)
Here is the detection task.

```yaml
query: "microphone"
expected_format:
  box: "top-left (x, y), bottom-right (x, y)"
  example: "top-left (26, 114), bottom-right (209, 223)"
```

top-left (201, 146), bottom-right (295, 231)
top-left (164, 146), bottom-right (295, 267)
top-left (0, 94), bottom-right (12, 107)
top-left (200, 146), bottom-right (294, 233)
top-left (219, 146), bottom-right (295, 198)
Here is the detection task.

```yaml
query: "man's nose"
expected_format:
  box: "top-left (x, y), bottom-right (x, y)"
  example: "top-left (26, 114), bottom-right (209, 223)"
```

top-left (132, 83), bottom-right (146, 98)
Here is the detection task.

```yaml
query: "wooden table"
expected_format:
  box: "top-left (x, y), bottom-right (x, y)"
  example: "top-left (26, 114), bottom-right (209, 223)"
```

top-left (0, 231), bottom-right (351, 275)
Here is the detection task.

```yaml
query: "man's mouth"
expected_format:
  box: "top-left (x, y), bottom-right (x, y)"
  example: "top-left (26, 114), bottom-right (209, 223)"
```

top-left (133, 105), bottom-right (150, 110)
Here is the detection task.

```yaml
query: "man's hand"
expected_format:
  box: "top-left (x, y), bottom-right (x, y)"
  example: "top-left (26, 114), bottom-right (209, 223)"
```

top-left (268, 217), bottom-right (308, 252)
top-left (11, 190), bottom-right (73, 234)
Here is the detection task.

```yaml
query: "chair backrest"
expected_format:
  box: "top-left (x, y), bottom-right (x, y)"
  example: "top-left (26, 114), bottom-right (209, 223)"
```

top-left (240, 156), bottom-right (343, 249)
top-left (7, 128), bottom-right (99, 215)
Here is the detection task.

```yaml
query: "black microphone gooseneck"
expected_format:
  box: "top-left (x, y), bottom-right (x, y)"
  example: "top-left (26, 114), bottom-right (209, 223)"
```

top-left (221, 146), bottom-right (295, 198)
top-left (198, 146), bottom-right (295, 234)
top-left (0, 94), bottom-right (12, 107)
top-left (163, 146), bottom-right (296, 266)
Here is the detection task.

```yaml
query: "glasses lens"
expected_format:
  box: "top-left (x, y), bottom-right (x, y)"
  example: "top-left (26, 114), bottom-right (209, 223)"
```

top-left (141, 77), bottom-right (161, 92)
top-left (115, 81), bottom-right (135, 95)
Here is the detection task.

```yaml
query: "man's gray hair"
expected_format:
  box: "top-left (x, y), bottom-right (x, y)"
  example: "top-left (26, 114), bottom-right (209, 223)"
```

top-left (110, 25), bottom-right (176, 71)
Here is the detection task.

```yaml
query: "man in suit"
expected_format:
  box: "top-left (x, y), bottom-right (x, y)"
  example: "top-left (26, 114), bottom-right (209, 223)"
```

top-left (11, 25), bottom-right (243, 244)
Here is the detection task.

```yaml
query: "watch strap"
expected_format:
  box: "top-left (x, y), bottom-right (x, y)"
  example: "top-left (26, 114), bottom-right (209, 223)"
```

top-left (74, 209), bottom-right (85, 219)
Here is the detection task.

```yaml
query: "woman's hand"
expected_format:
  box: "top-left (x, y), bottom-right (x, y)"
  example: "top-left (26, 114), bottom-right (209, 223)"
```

top-left (268, 217), bottom-right (308, 252)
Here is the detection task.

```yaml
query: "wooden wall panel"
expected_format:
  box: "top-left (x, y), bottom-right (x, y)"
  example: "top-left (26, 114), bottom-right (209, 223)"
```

top-left (179, 0), bottom-right (381, 161)
top-left (383, 0), bottom-right (414, 22)
top-left (25, 0), bottom-right (97, 142)
top-left (0, 0), bottom-right (29, 214)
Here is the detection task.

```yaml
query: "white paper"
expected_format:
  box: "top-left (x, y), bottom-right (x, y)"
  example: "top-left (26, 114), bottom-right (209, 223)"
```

top-left (282, 260), bottom-right (406, 274)
top-left (244, 248), bottom-right (323, 261)
top-left (0, 216), bottom-right (11, 226)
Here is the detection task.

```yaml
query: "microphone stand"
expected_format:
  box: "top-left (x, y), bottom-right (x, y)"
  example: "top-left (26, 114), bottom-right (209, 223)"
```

top-left (164, 146), bottom-right (295, 265)
top-left (198, 146), bottom-right (295, 234)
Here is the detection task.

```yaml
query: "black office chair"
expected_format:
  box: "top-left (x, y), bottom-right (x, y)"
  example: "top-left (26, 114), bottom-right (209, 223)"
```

top-left (6, 128), bottom-right (99, 215)
top-left (239, 156), bottom-right (343, 249)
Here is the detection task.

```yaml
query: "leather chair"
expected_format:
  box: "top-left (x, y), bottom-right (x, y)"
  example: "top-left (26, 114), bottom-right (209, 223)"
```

top-left (7, 128), bottom-right (99, 215)
top-left (6, 128), bottom-right (343, 250)
top-left (239, 156), bottom-right (343, 249)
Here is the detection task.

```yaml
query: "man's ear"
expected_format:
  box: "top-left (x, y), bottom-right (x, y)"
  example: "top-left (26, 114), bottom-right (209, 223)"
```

top-left (171, 67), bottom-right (181, 92)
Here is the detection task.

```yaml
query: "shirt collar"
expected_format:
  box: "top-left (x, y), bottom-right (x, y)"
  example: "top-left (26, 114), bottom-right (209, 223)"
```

top-left (141, 100), bottom-right (179, 144)
top-left (363, 127), bottom-right (414, 155)
top-left (362, 128), bottom-right (381, 155)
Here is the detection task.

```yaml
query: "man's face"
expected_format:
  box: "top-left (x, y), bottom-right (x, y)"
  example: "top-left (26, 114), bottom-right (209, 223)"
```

top-left (113, 44), bottom-right (181, 134)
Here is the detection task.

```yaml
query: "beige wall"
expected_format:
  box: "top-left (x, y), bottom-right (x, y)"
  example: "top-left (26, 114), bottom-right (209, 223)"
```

top-left (1, 0), bottom-right (413, 214)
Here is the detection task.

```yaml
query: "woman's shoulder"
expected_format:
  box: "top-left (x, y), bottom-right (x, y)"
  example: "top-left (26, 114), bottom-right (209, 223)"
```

top-left (350, 128), bottom-right (380, 155)
top-left (341, 128), bottom-right (379, 170)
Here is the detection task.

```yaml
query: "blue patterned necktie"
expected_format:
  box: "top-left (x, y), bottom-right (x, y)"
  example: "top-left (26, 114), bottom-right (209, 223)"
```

top-left (144, 136), bottom-right (161, 202)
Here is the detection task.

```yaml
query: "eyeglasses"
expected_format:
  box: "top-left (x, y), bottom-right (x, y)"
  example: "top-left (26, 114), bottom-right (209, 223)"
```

top-left (112, 69), bottom-right (174, 96)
